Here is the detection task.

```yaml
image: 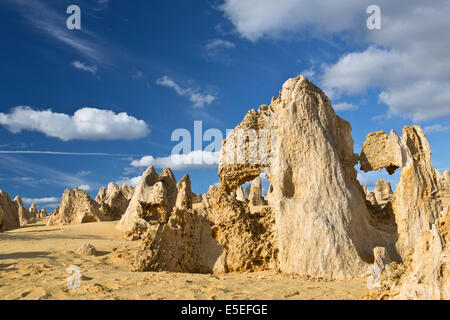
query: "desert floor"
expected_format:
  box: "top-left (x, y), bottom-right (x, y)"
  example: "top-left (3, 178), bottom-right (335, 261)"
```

top-left (0, 219), bottom-right (368, 300)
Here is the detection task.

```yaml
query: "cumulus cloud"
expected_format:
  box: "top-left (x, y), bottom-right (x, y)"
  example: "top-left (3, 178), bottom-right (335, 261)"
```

top-left (156, 76), bottom-right (216, 108)
top-left (0, 106), bottom-right (149, 141)
top-left (130, 150), bottom-right (219, 170)
top-left (220, 0), bottom-right (450, 121)
top-left (333, 102), bottom-right (358, 112)
top-left (72, 61), bottom-right (98, 74)
top-left (219, 0), bottom-right (365, 41)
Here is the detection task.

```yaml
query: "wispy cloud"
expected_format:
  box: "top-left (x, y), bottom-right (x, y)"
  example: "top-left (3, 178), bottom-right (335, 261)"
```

top-left (72, 61), bottom-right (98, 74)
top-left (8, 0), bottom-right (103, 62)
top-left (76, 170), bottom-right (91, 177)
top-left (22, 197), bottom-right (59, 205)
top-left (156, 76), bottom-right (216, 108)
top-left (204, 39), bottom-right (235, 63)
top-left (0, 150), bottom-right (140, 156)
top-left (333, 102), bottom-right (358, 112)
top-left (424, 124), bottom-right (450, 134)
top-left (0, 156), bottom-right (92, 190)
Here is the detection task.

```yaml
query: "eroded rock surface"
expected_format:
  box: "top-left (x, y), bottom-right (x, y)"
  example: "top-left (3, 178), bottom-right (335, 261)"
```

top-left (368, 205), bottom-right (449, 299)
top-left (373, 179), bottom-right (393, 205)
top-left (0, 190), bottom-right (20, 231)
top-left (76, 243), bottom-right (97, 256)
top-left (121, 168), bottom-right (277, 274)
top-left (117, 167), bottom-right (177, 240)
top-left (218, 76), bottom-right (399, 279)
top-left (361, 126), bottom-right (448, 299)
top-left (13, 196), bottom-right (34, 226)
top-left (95, 183), bottom-right (134, 220)
top-left (236, 186), bottom-right (247, 202)
top-left (360, 126), bottom-right (442, 259)
top-left (47, 188), bottom-right (110, 226)
top-left (248, 176), bottom-right (266, 206)
top-left (133, 175), bottom-right (226, 273)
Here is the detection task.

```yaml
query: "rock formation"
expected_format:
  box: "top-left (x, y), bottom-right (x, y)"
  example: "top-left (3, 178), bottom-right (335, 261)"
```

top-left (29, 203), bottom-right (38, 218)
top-left (217, 76), bottom-right (399, 279)
top-left (76, 243), bottom-right (97, 256)
top-left (373, 179), bottom-right (393, 204)
top-left (368, 205), bottom-right (449, 299)
top-left (95, 183), bottom-right (134, 220)
top-left (248, 176), bottom-right (266, 206)
top-left (235, 185), bottom-right (247, 202)
top-left (117, 167), bottom-right (177, 240)
top-left (360, 127), bottom-right (447, 299)
top-left (133, 175), bottom-right (226, 273)
top-left (13, 196), bottom-right (34, 226)
top-left (131, 172), bottom-right (278, 274)
top-left (37, 208), bottom-right (48, 219)
top-left (114, 75), bottom-right (447, 298)
top-left (0, 190), bottom-right (20, 231)
top-left (360, 127), bottom-right (442, 259)
top-left (47, 188), bottom-right (110, 226)
top-left (191, 193), bottom-right (203, 204)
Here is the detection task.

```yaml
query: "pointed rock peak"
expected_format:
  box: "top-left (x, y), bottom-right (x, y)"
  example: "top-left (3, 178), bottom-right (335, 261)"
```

top-left (141, 166), bottom-right (159, 187)
top-left (174, 174), bottom-right (193, 211)
top-left (14, 196), bottom-right (24, 205)
top-left (278, 75), bottom-right (324, 102)
top-left (159, 167), bottom-right (176, 182)
top-left (177, 174), bottom-right (191, 188)
top-left (402, 125), bottom-right (431, 161)
top-left (107, 182), bottom-right (119, 190)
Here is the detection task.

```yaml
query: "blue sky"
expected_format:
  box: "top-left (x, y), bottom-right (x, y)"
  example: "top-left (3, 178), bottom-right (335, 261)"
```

top-left (0, 0), bottom-right (449, 209)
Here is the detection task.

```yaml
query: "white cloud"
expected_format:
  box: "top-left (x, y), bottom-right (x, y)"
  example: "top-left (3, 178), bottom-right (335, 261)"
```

top-left (72, 61), bottom-right (98, 74)
top-left (220, 0), bottom-right (450, 121)
top-left (156, 76), bottom-right (216, 108)
top-left (219, 0), bottom-right (365, 41)
top-left (22, 197), bottom-right (59, 205)
top-left (115, 176), bottom-right (141, 187)
top-left (333, 102), bottom-right (358, 112)
top-left (0, 106), bottom-right (149, 141)
top-left (424, 124), bottom-right (450, 134)
top-left (320, 2), bottom-right (450, 121)
top-left (300, 68), bottom-right (316, 79)
top-left (77, 184), bottom-right (91, 191)
top-left (131, 150), bottom-right (219, 170)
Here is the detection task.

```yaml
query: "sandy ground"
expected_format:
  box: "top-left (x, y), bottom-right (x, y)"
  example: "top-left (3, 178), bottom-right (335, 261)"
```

top-left (0, 219), bottom-right (368, 300)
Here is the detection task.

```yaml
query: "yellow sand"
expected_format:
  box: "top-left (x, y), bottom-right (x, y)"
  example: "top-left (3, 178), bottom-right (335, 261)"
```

top-left (0, 219), bottom-right (368, 300)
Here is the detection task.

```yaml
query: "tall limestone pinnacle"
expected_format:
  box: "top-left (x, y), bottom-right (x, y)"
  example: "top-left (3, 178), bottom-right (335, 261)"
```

top-left (218, 75), bottom-right (400, 279)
